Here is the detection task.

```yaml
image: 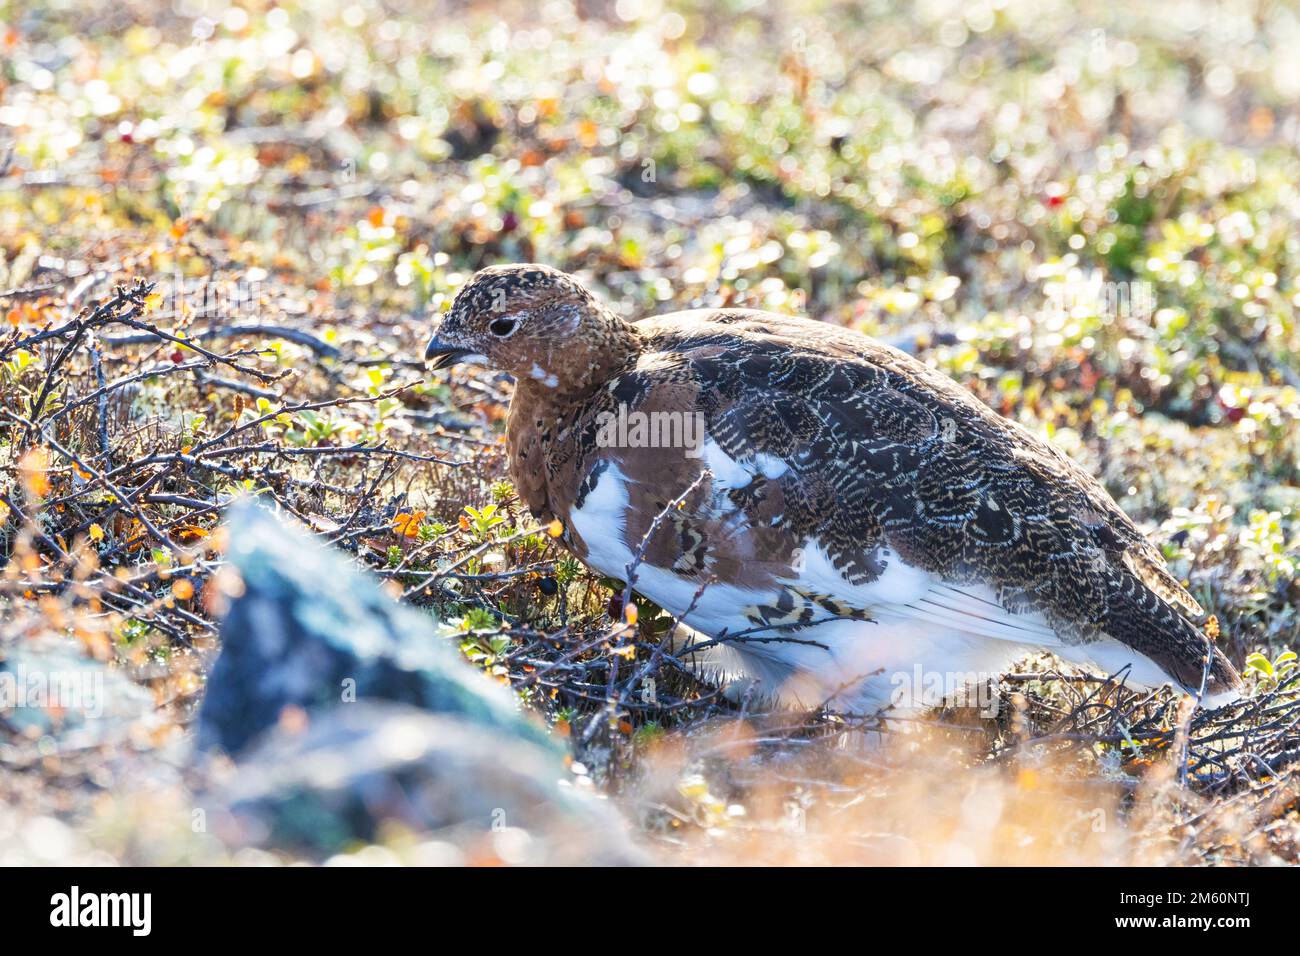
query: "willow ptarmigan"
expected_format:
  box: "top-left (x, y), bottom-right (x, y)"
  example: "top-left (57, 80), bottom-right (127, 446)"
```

top-left (425, 263), bottom-right (1242, 712)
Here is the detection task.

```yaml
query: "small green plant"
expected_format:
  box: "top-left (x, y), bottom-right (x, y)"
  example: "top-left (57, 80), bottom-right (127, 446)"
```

top-left (463, 504), bottom-right (506, 538)
top-left (290, 409), bottom-right (349, 446)
top-left (634, 721), bottom-right (666, 747)
top-left (116, 618), bottom-right (151, 645)
top-left (458, 606), bottom-right (499, 632)
top-left (180, 412), bottom-right (206, 445)
top-left (1241, 510), bottom-right (1298, 584)
top-left (555, 555), bottom-right (583, 586)
top-left (418, 520), bottom-right (447, 542)
top-left (1243, 649), bottom-right (1298, 692)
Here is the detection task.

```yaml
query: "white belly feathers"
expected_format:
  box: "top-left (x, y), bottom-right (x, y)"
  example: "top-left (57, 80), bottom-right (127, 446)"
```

top-left (566, 455), bottom-right (1178, 712)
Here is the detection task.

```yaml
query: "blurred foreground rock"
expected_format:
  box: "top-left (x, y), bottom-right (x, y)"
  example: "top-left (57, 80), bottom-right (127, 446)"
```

top-left (210, 702), bottom-right (640, 864)
top-left (197, 502), bottom-right (642, 864)
top-left (197, 502), bottom-right (556, 757)
top-left (0, 637), bottom-right (155, 753)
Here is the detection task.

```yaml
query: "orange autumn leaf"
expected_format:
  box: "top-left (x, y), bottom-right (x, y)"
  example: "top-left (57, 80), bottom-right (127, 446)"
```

top-left (18, 447), bottom-right (52, 498)
top-left (392, 510), bottom-right (426, 538)
top-left (176, 524), bottom-right (210, 542)
top-left (124, 519), bottom-right (147, 551)
top-left (172, 578), bottom-right (194, 601)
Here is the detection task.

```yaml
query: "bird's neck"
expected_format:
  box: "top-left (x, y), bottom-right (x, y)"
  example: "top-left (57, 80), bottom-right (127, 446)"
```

top-left (516, 309), bottom-right (643, 402)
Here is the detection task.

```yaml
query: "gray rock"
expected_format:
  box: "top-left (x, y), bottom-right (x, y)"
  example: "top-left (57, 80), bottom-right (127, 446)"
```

top-left (196, 502), bottom-right (644, 863)
top-left (196, 501), bottom-right (557, 757)
top-left (209, 702), bottom-right (642, 864)
top-left (0, 638), bottom-right (154, 752)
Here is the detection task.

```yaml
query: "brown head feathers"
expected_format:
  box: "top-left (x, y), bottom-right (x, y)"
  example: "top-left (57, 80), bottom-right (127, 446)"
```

top-left (425, 263), bottom-right (638, 397)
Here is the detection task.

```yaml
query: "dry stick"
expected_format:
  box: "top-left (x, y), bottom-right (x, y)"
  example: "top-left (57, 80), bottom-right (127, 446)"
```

top-left (401, 526), bottom-right (545, 601)
top-left (619, 471), bottom-right (709, 624)
top-left (181, 380), bottom-right (418, 460)
top-left (326, 457), bottom-right (396, 544)
top-left (24, 304), bottom-right (118, 444)
top-left (1178, 632), bottom-right (1220, 788)
top-left (45, 457), bottom-right (347, 547)
top-left (39, 355), bottom-right (426, 559)
top-left (392, 528), bottom-right (459, 574)
top-left (1, 407), bottom-right (180, 553)
top-left (620, 575), bottom-right (715, 710)
top-left (0, 282), bottom-right (60, 298)
top-left (18, 280), bottom-right (151, 433)
top-left (104, 323), bottom-right (341, 359)
top-left (0, 290), bottom-right (136, 358)
top-left (2, 278), bottom-right (131, 360)
top-left (196, 441), bottom-right (454, 465)
top-left (0, 490), bottom-right (213, 640)
top-left (77, 382), bottom-right (453, 535)
top-left (48, 354), bottom-right (256, 422)
top-left (87, 341), bottom-right (112, 464)
top-left (382, 563), bottom-right (555, 583)
top-left (688, 619), bottom-right (834, 652)
top-left (508, 630), bottom-right (615, 686)
top-left (110, 315), bottom-right (289, 384)
top-left (194, 371), bottom-right (282, 402)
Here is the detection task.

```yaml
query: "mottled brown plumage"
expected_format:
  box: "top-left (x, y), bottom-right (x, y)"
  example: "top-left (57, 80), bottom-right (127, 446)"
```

top-left (426, 263), bottom-right (1242, 710)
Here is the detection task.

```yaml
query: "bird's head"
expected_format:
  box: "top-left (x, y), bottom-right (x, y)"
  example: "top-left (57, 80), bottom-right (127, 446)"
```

top-left (424, 263), bottom-right (636, 393)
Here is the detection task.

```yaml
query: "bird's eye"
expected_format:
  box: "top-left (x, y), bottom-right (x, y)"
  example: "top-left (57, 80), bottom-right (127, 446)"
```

top-left (489, 317), bottom-right (517, 337)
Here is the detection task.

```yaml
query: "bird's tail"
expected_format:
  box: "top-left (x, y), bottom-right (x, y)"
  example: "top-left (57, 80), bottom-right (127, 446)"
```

top-left (1097, 570), bottom-right (1242, 706)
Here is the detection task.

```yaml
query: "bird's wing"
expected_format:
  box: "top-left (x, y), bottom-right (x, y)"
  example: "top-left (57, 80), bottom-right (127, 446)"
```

top-left (618, 311), bottom-right (1236, 693)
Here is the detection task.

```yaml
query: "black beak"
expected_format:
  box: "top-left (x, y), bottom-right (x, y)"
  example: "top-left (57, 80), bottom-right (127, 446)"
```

top-left (424, 335), bottom-right (475, 371)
